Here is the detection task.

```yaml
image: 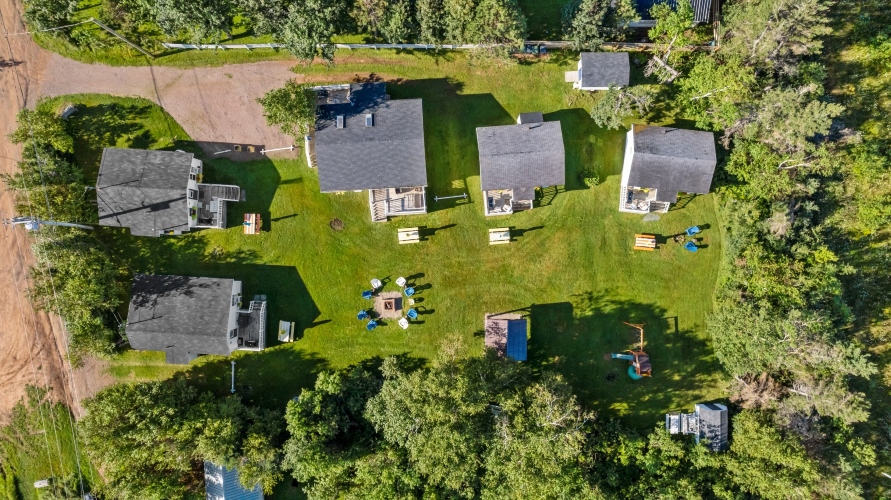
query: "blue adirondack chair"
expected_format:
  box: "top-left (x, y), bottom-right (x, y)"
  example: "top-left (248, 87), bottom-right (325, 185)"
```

top-left (407, 308), bottom-right (418, 320)
top-left (685, 226), bottom-right (702, 237)
top-left (404, 287), bottom-right (415, 297)
top-left (362, 290), bottom-right (373, 299)
top-left (684, 241), bottom-right (699, 252)
top-left (366, 320), bottom-right (378, 331)
top-left (357, 310), bottom-right (369, 320)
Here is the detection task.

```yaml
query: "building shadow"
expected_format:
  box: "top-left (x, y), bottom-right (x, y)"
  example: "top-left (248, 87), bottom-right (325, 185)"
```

top-left (386, 78), bottom-right (514, 213)
top-left (544, 109), bottom-right (627, 188)
top-left (199, 153), bottom-right (281, 232)
top-left (529, 292), bottom-right (723, 427)
top-left (189, 141), bottom-right (271, 162)
top-left (183, 345), bottom-right (328, 411)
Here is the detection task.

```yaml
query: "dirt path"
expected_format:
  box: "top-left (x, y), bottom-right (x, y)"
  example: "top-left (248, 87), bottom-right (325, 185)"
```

top-left (0, 0), bottom-right (74, 417)
top-left (0, 0), bottom-right (332, 416)
top-left (34, 51), bottom-right (299, 152)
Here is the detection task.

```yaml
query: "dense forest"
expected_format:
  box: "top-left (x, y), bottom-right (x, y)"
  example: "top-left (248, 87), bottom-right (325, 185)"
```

top-left (5, 0), bottom-right (891, 497)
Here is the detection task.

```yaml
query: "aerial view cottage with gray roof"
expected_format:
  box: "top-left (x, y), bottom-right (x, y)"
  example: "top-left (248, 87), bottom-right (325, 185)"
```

top-left (95, 148), bottom-right (242, 237)
top-left (305, 82), bottom-right (428, 222)
top-left (126, 274), bottom-right (267, 364)
top-left (476, 113), bottom-right (565, 216)
top-left (665, 402), bottom-right (729, 452)
top-left (619, 124), bottom-right (716, 213)
top-left (568, 52), bottom-right (631, 91)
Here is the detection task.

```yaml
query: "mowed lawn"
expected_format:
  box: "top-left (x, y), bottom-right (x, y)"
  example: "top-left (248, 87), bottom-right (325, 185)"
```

top-left (55, 52), bottom-right (725, 428)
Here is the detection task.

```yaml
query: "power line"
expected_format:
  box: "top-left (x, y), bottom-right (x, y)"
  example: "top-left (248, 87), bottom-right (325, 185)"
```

top-left (3, 19), bottom-right (92, 36)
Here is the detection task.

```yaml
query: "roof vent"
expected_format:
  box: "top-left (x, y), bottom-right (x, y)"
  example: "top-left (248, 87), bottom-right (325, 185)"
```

top-left (336, 115), bottom-right (344, 129)
top-left (365, 113), bottom-right (373, 127)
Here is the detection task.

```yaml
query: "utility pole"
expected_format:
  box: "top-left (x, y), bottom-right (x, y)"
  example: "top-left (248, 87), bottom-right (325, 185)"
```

top-left (88, 18), bottom-right (154, 58)
top-left (3, 216), bottom-right (93, 231)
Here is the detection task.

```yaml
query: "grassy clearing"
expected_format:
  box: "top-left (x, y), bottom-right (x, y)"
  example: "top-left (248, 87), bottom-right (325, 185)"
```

top-left (57, 52), bottom-right (724, 432)
top-left (0, 390), bottom-right (99, 500)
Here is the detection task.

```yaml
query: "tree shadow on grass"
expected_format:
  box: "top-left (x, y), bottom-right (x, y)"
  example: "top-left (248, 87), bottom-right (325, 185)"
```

top-left (545, 109), bottom-right (627, 188)
top-left (185, 345), bottom-right (328, 410)
top-left (386, 78), bottom-right (514, 212)
top-left (529, 291), bottom-right (722, 428)
top-left (67, 102), bottom-right (153, 178)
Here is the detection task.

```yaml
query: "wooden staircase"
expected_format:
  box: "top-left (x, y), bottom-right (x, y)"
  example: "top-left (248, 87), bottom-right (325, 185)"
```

top-left (649, 201), bottom-right (670, 213)
top-left (370, 189), bottom-right (387, 222)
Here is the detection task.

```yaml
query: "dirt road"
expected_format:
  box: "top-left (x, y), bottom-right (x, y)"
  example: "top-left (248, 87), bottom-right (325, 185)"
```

top-left (0, 0), bottom-right (324, 416)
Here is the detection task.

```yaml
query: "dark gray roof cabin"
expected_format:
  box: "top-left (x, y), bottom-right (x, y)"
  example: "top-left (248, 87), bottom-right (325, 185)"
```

top-left (627, 125), bottom-right (716, 203)
top-left (126, 274), bottom-right (235, 364)
top-left (313, 83), bottom-right (427, 192)
top-left (476, 116), bottom-right (565, 192)
top-left (578, 52), bottom-right (631, 89)
top-left (96, 149), bottom-right (193, 237)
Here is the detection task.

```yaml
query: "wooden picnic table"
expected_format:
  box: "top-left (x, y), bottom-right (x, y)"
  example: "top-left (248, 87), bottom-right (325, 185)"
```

top-left (398, 227), bottom-right (420, 244)
top-left (243, 213), bottom-right (262, 235)
top-left (489, 227), bottom-right (511, 245)
top-left (633, 234), bottom-right (656, 251)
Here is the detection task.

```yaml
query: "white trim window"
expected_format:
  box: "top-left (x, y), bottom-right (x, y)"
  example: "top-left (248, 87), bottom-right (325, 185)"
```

top-left (229, 328), bottom-right (237, 339)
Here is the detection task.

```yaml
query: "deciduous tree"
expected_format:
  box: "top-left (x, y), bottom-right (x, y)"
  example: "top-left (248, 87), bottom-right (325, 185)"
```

top-left (589, 84), bottom-right (655, 129)
top-left (256, 80), bottom-right (317, 140)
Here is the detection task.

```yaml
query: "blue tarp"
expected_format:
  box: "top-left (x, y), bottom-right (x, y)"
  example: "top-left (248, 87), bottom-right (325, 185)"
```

top-left (506, 320), bottom-right (528, 361)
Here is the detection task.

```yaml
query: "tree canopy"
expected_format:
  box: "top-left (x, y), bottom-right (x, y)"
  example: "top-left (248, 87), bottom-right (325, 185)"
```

top-left (80, 378), bottom-right (283, 499)
top-left (256, 80), bottom-right (318, 140)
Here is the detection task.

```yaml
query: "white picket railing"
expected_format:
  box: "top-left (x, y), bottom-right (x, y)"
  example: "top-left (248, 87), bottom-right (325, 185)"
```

top-left (160, 41), bottom-right (575, 51)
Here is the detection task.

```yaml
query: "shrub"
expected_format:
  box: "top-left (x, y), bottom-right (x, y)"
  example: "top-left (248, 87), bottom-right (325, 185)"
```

top-left (579, 165), bottom-right (600, 187)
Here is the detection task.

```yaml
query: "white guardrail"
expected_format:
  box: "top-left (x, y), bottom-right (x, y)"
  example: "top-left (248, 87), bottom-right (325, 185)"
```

top-left (159, 41), bottom-right (714, 52)
top-left (161, 41), bottom-right (576, 51)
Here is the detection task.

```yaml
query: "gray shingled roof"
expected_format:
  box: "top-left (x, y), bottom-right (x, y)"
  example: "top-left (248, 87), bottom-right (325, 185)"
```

top-left (696, 403), bottom-right (729, 452)
top-left (517, 112), bottom-right (544, 124)
top-left (628, 125), bottom-right (716, 203)
top-left (126, 274), bottom-right (233, 360)
top-left (477, 120), bottom-right (565, 191)
top-left (579, 52), bottom-right (630, 88)
top-left (314, 83), bottom-right (427, 192)
top-left (96, 148), bottom-right (193, 237)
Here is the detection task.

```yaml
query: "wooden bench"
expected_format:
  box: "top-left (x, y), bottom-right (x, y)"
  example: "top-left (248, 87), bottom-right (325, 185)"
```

top-left (398, 227), bottom-right (420, 244)
top-left (634, 234), bottom-right (656, 251)
top-left (489, 227), bottom-right (511, 245)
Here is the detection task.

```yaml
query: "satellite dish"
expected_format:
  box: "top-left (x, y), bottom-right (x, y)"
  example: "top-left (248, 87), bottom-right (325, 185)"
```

top-left (642, 213), bottom-right (661, 222)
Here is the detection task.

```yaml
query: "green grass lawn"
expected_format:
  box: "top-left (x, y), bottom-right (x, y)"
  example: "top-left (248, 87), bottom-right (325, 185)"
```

top-left (53, 52), bottom-right (725, 433)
